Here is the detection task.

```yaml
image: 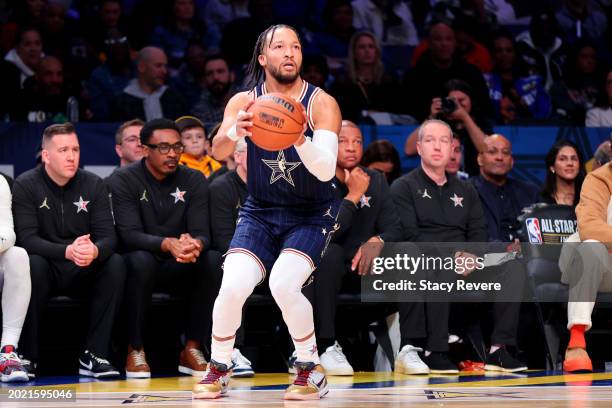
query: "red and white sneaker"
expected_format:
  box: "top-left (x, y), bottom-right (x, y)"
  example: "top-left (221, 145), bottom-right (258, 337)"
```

top-left (284, 361), bottom-right (329, 400)
top-left (0, 346), bottom-right (29, 383)
top-left (192, 360), bottom-right (231, 399)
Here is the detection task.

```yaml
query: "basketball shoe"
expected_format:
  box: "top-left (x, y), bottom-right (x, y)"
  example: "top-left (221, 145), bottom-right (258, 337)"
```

top-left (18, 355), bottom-right (36, 379)
top-left (192, 360), bottom-right (231, 399)
top-left (284, 362), bottom-right (329, 400)
top-left (231, 348), bottom-right (254, 378)
top-left (0, 346), bottom-right (29, 382)
top-left (125, 346), bottom-right (151, 378)
top-left (320, 341), bottom-right (354, 376)
top-left (79, 350), bottom-right (120, 378)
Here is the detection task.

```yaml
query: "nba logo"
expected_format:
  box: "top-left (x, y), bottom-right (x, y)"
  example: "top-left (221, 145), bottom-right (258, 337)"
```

top-left (526, 218), bottom-right (543, 244)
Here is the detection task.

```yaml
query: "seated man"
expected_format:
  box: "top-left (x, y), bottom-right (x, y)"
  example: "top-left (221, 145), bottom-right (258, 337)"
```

top-left (308, 121), bottom-right (407, 375)
top-left (446, 134), bottom-right (469, 180)
top-left (13, 123), bottom-right (125, 378)
top-left (176, 116), bottom-right (222, 178)
top-left (208, 139), bottom-right (252, 377)
top-left (115, 119), bottom-right (144, 168)
top-left (0, 173), bottom-right (31, 382)
top-left (560, 162), bottom-right (612, 373)
top-left (391, 119), bottom-right (527, 374)
top-left (108, 118), bottom-right (221, 378)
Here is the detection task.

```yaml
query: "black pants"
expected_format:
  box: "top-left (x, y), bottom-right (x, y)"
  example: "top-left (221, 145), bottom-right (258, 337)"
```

top-left (398, 258), bottom-right (527, 352)
top-left (124, 250), bottom-right (222, 349)
top-left (20, 254), bottom-right (126, 361)
top-left (308, 242), bottom-right (426, 346)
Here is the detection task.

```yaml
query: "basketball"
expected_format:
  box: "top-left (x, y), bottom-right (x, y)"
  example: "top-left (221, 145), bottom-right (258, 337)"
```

top-left (248, 92), bottom-right (305, 151)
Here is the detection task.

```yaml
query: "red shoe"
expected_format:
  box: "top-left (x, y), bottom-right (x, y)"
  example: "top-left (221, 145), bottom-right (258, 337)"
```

top-left (458, 360), bottom-right (485, 372)
top-left (563, 351), bottom-right (593, 373)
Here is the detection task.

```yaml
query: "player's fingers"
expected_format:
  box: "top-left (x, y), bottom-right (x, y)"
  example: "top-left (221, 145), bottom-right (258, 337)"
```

top-left (344, 169), bottom-right (350, 183)
top-left (242, 99), bottom-right (256, 112)
top-left (351, 248), bottom-right (361, 271)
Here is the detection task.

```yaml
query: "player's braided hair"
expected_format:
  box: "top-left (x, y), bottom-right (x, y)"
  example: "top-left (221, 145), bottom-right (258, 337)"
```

top-left (245, 24), bottom-right (302, 89)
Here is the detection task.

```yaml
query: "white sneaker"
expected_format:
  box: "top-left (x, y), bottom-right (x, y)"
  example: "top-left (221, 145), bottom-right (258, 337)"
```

top-left (231, 348), bottom-right (254, 378)
top-left (395, 345), bottom-right (430, 375)
top-left (319, 341), bottom-right (354, 376)
top-left (288, 350), bottom-right (297, 374)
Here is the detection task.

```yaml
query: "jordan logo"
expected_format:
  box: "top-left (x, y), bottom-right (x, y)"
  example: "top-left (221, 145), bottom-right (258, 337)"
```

top-left (140, 190), bottom-right (148, 202)
top-left (39, 197), bottom-right (50, 210)
top-left (262, 150), bottom-right (301, 187)
top-left (323, 207), bottom-right (333, 218)
top-left (422, 189), bottom-right (432, 199)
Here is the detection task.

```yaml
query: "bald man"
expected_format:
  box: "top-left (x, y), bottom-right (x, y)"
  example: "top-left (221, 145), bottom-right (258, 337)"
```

top-left (471, 134), bottom-right (540, 243)
top-left (111, 46), bottom-right (187, 121)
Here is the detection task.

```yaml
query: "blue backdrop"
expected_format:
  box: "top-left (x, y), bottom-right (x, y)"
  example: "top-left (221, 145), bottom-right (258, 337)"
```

top-left (0, 123), bottom-right (610, 184)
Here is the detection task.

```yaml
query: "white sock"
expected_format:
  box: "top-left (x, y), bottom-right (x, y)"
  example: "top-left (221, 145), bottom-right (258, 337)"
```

top-left (0, 247), bottom-right (31, 349)
top-left (210, 252), bottom-right (262, 366)
top-left (269, 251), bottom-right (320, 365)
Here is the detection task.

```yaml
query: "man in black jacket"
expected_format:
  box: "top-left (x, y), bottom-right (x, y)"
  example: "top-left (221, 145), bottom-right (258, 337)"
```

top-left (307, 121), bottom-right (412, 375)
top-left (13, 123), bottom-right (125, 379)
top-left (107, 118), bottom-right (220, 379)
top-left (207, 138), bottom-right (252, 378)
top-left (390, 119), bottom-right (527, 374)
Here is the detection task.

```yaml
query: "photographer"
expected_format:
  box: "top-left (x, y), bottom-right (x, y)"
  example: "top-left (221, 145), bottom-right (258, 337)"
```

top-left (404, 79), bottom-right (491, 176)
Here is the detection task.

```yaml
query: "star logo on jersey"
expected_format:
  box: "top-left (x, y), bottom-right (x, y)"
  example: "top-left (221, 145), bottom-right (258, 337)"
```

top-left (73, 196), bottom-right (89, 213)
top-left (170, 187), bottom-right (186, 203)
top-left (360, 195), bottom-right (371, 208)
top-left (422, 189), bottom-right (432, 199)
top-left (321, 227), bottom-right (327, 235)
top-left (323, 207), bottom-right (334, 218)
top-left (450, 193), bottom-right (464, 207)
top-left (262, 150), bottom-right (301, 187)
top-left (39, 197), bottom-right (50, 210)
top-left (140, 189), bottom-right (148, 202)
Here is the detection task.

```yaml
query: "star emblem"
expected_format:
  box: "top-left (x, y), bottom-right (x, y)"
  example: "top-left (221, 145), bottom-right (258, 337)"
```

top-left (140, 189), bottom-right (148, 202)
top-left (321, 227), bottom-right (327, 235)
top-left (73, 196), bottom-right (89, 213)
top-left (360, 195), bottom-right (371, 208)
top-left (323, 207), bottom-right (333, 218)
top-left (39, 197), bottom-right (50, 210)
top-left (331, 182), bottom-right (337, 189)
top-left (170, 187), bottom-right (186, 203)
top-left (262, 150), bottom-right (301, 186)
top-left (422, 189), bottom-right (432, 199)
top-left (450, 193), bottom-right (464, 207)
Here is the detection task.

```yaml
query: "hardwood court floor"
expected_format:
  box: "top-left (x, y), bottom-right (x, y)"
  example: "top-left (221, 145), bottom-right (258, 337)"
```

top-left (2, 371), bottom-right (612, 407)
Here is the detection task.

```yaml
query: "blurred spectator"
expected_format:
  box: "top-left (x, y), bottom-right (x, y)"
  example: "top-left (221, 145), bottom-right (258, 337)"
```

top-left (304, 0), bottom-right (355, 75)
top-left (110, 47), bottom-right (188, 121)
top-left (403, 21), bottom-right (492, 122)
top-left (556, 0), bottom-right (607, 46)
top-left (150, 0), bottom-right (220, 71)
top-left (484, 0), bottom-right (528, 25)
top-left (360, 139), bottom-right (402, 184)
top-left (550, 40), bottom-right (601, 125)
top-left (203, 0), bottom-right (249, 33)
top-left (472, 134), bottom-right (541, 243)
top-left (2, 28), bottom-right (43, 88)
top-left (12, 56), bottom-right (86, 122)
top-left (169, 41), bottom-right (208, 108)
top-left (541, 140), bottom-right (586, 206)
top-left (586, 137), bottom-right (612, 172)
top-left (351, 0), bottom-right (419, 46)
top-left (515, 9), bottom-right (566, 90)
top-left (484, 31), bottom-right (551, 124)
top-left (192, 54), bottom-right (238, 127)
top-left (405, 79), bottom-right (492, 176)
top-left (86, 32), bottom-right (133, 121)
top-left (330, 31), bottom-right (401, 123)
top-left (0, 0), bottom-right (45, 53)
top-left (176, 115), bottom-right (222, 178)
top-left (221, 0), bottom-right (275, 69)
top-left (302, 55), bottom-right (330, 90)
top-left (85, 0), bottom-right (129, 55)
top-left (585, 67), bottom-right (612, 127)
top-left (446, 134), bottom-right (469, 180)
top-left (115, 119), bottom-right (145, 167)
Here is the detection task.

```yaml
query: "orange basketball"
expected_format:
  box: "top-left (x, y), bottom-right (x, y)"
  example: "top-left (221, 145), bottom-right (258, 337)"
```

top-left (247, 92), bottom-right (305, 151)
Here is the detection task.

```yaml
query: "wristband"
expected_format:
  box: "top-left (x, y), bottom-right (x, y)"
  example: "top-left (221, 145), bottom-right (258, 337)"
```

top-left (227, 124), bottom-right (239, 141)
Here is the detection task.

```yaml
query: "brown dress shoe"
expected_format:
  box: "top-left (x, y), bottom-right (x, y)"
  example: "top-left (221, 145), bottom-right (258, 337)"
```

top-left (125, 346), bottom-right (151, 378)
top-left (178, 341), bottom-right (207, 376)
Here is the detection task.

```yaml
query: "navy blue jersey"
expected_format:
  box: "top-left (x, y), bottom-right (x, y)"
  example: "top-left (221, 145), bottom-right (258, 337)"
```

top-left (246, 80), bottom-right (335, 207)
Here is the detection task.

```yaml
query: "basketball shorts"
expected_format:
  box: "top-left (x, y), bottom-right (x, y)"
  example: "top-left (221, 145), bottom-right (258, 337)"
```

top-left (227, 197), bottom-right (341, 283)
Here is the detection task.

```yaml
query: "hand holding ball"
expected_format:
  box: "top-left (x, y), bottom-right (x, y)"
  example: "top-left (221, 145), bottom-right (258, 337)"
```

top-left (247, 93), bottom-right (305, 151)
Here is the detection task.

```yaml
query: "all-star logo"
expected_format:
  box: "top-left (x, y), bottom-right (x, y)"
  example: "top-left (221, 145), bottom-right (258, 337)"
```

top-left (360, 195), bottom-right (371, 208)
top-left (140, 189), bottom-right (148, 202)
top-left (39, 197), bottom-right (50, 210)
top-left (450, 193), bottom-right (464, 207)
top-left (262, 150), bottom-right (301, 186)
top-left (73, 196), bottom-right (89, 213)
top-left (170, 187), bottom-right (186, 203)
top-left (321, 227), bottom-right (327, 235)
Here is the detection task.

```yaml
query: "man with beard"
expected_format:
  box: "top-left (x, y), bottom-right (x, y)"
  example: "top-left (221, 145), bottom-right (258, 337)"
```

top-left (193, 25), bottom-right (342, 400)
top-left (108, 118), bottom-right (220, 378)
top-left (192, 54), bottom-right (238, 126)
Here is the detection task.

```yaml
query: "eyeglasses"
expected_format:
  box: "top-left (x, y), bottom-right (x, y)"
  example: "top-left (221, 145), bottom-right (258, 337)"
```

top-left (144, 143), bottom-right (184, 154)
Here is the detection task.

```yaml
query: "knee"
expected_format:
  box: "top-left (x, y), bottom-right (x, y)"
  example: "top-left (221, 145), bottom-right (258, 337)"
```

top-left (124, 251), bottom-right (156, 282)
top-left (2, 246), bottom-right (30, 278)
top-left (28, 255), bottom-right (50, 284)
top-left (102, 253), bottom-right (127, 285)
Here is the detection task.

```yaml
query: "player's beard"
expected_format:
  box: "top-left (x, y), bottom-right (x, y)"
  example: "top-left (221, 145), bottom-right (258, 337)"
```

top-left (268, 63), bottom-right (300, 84)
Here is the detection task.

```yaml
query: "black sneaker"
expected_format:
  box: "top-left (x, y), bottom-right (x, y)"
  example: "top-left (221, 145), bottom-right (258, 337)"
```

top-left (18, 355), bottom-right (36, 379)
top-left (79, 350), bottom-right (120, 378)
top-left (485, 348), bottom-right (527, 373)
top-left (422, 352), bottom-right (459, 374)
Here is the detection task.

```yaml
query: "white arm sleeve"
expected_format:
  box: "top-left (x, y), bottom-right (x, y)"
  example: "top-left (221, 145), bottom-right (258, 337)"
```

top-left (294, 129), bottom-right (338, 182)
top-left (0, 175), bottom-right (16, 253)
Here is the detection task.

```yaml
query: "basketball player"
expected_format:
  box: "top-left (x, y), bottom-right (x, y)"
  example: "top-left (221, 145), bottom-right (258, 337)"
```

top-left (193, 25), bottom-right (342, 400)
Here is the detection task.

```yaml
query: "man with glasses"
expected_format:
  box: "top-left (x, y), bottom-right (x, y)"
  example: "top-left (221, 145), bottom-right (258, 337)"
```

top-left (108, 118), bottom-right (220, 378)
top-left (114, 119), bottom-right (144, 167)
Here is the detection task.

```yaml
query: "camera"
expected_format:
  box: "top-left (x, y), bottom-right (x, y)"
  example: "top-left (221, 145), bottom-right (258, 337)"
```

top-left (441, 97), bottom-right (458, 115)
